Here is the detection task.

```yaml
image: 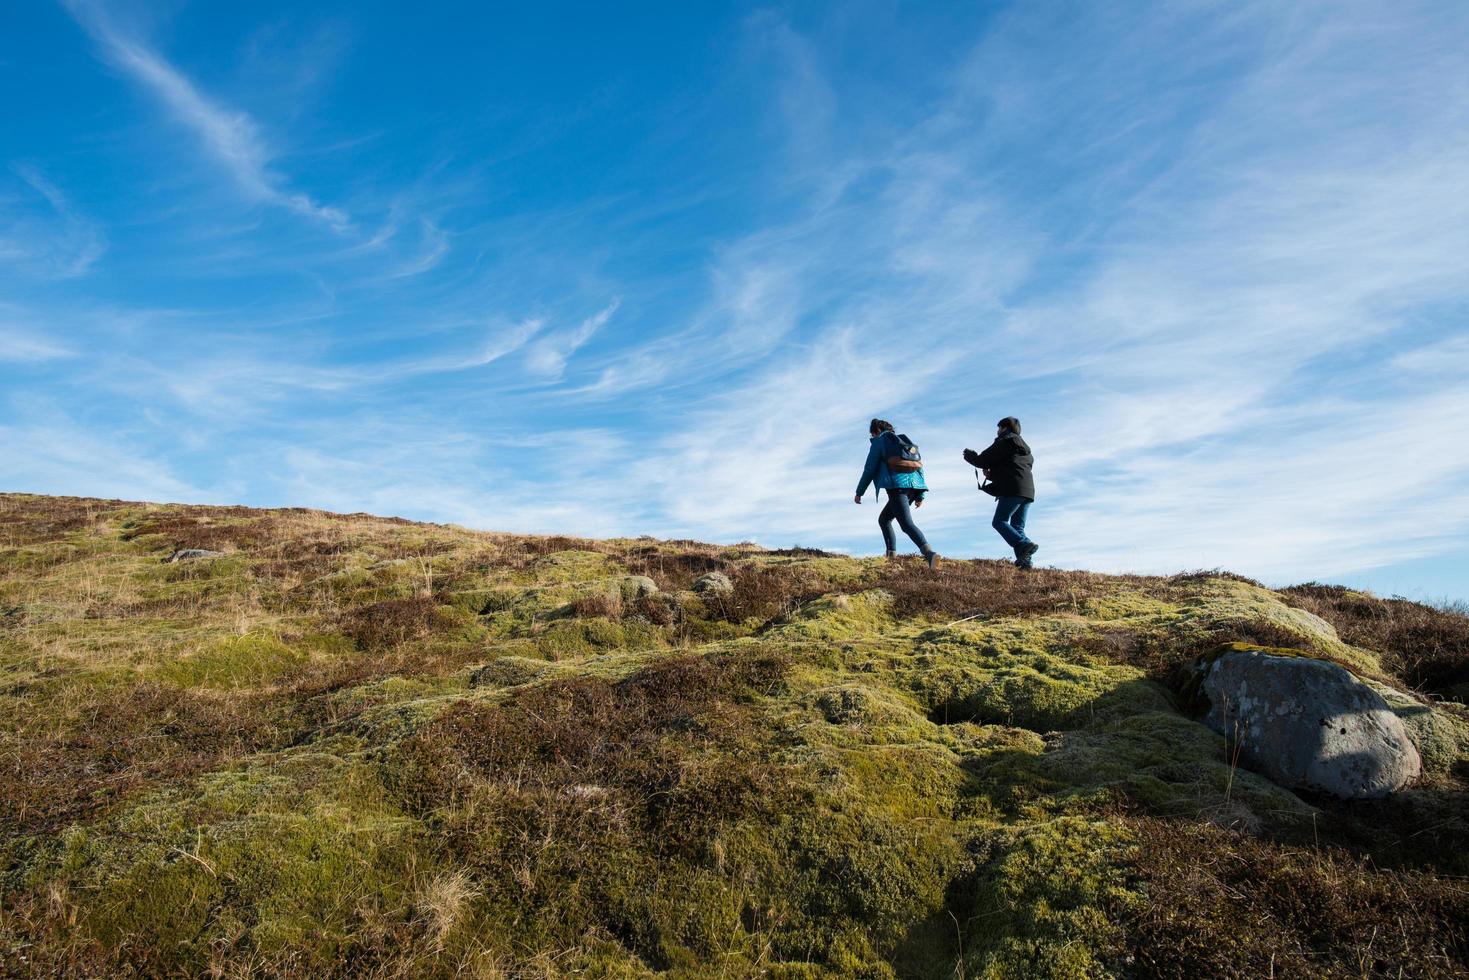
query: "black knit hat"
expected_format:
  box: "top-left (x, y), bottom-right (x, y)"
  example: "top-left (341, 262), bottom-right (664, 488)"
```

top-left (998, 417), bottom-right (1021, 434)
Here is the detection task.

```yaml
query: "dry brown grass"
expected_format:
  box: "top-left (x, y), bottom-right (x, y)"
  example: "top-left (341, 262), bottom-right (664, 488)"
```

top-left (398, 651), bottom-right (792, 863)
top-left (568, 590), bottom-right (623, 619)
top-left (0, 683), bottom-right (289, 836)
top-left (1124, 814), bottom-right (1469, 978)
top-left (1283, 584), bottom-right (1469, 699)
top-left (338, 596), bottom-right (446, 650)
top-left (875, 559), bottom-right (1144, 620)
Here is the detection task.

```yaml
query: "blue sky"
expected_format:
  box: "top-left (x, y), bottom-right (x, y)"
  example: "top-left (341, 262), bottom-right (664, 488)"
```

top-left (3, 1), bottom-right (1468, 601)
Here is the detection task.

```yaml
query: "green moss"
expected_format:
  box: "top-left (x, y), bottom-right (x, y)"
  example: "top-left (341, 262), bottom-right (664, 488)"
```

top-left (909, 622), bottom-right (1158, 732)
top-left (768, 590), bottom-right (895, 642)
top-left (1168, 580), bottom-right (1382, 675)
top-left (156, 633), bottom-right (307, 689)
top-left (515, 549), bottom-right (617, 586)
top-left (1077, 592), bottom-right (1179, 621)
top-left (52, 747), bottom-right (430, 975)
top-left (1031, 712), bottom-right (1312, 821)
top-left (519, 617), bottom-right (670, 659)
top-left (1369, 683), bottom-right (1469, 776)
top-left (964, 813), bottom-right (1142, 980)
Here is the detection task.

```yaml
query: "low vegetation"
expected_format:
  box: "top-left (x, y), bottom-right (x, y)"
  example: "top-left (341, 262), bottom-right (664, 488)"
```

top-left (1, 493), bottom-right (1466, 978)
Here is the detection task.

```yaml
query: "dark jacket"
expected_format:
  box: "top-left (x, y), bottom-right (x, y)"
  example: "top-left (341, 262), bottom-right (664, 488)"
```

top-left (972, 432), bottom-right (1034, 500)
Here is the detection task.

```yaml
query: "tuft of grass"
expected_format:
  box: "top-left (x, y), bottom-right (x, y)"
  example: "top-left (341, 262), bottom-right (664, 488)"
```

top-left (158, 633), bottom-right (307, 689)
top-left (567, 588), bottom-right (623, 619)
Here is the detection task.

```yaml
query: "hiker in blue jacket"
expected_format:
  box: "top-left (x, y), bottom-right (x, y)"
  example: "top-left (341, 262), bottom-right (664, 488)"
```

top-left (855, 418), bottom-right (940, 569)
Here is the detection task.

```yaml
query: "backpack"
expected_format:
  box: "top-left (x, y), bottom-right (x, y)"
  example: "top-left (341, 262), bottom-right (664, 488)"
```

top-left (885, 433), bottom-right (923, 472)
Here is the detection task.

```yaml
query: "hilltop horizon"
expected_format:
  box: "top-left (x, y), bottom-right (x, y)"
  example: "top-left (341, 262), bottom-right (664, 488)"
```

top-left (5, 1), bottom-right (1469, 604)
top-left (2, 490), bottom-right (1466, 976)
top-left (7, 488), bottom-right (1464, 609)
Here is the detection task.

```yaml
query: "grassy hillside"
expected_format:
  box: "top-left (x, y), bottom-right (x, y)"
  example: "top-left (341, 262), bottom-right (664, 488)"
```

top-left (2, 492), bottom-right (1467, 978)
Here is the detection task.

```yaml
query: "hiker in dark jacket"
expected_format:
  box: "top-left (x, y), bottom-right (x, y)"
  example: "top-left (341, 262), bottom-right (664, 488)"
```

top-left (964, 417), bottom-right (1038, 568)
top-left (855, 418), bottom-right (940, 569)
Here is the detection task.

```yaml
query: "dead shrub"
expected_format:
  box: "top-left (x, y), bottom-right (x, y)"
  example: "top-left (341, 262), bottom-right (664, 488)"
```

top-left (1168, 568), bottom-right (1265, 588)
top-left (1283, 584), bottom-right (1469, 699)
top-left (703, 564), bottom-right (841, 624)
top-left (628, 593), bottom-right (679, 626)
top-left (622, 547), bottom-right (726, 591)
top-left (121, 513), bottom-right (274, 553)
top-left (390, 650), bottom-right (801, 968)
top-left (521, 535), bottom-right (606, 556)
top-left (0, 684), bottom-right (288, 836)
top-left (1124, 814), bottom-right (1469, 978)
top-left (876, 560), bottom-right (1121, 620)
top-left (397, 651), bottom-right (791, 863)
top-left (337, 596), bottom-right (444, 650)
top-left (568, 590), bottom-right (623, 619)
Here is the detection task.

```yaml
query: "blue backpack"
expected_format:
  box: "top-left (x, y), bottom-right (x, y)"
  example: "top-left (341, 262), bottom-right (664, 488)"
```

top-left (885, 432), bottom-right (922, 471)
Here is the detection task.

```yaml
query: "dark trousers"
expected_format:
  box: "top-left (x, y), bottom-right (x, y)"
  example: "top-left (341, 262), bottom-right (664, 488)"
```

top-left (992, 496), bottom-right (1033, 550)
top-left (879, 489), bottom-right (931, 554)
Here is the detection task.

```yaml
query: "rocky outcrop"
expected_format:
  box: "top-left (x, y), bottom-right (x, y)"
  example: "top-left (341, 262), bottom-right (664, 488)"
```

top-left (1190, 646), bottom-right (1421, 799)
top-left (163, 548), bottom-right (224, 563)
top-left (692, 571), bottom-right (734, 595)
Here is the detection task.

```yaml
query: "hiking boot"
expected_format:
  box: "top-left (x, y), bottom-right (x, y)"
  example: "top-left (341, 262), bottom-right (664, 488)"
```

top-left (1014, 558), bottom-right (1033, 570)
top-left (1016, 541), bottom-right (1039, 563)
top-left (924, 551), bottom-right (940, 569)
top-left (884, 550), bottom-right (897, 560)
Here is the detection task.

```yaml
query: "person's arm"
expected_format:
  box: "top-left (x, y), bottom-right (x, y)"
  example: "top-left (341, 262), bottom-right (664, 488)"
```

top-left (974, 438), bottom-right (1008, 469)
top-left (854, 439), bottom-right (882, 502)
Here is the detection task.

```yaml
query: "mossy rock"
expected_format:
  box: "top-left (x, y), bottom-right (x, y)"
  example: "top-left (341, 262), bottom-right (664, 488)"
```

top-left (769, 591), bottom-right (894, 642)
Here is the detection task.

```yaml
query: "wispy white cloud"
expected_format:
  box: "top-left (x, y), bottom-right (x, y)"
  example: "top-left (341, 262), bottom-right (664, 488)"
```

top-left (386, 219), bottom-right (450, 278)
top-left (13, 0), bottom-right (1469, 599)
top-left (604, 2), bottom-right (1469, 582)
top-left (0, 413), bottom-right (213, 503)
top-left (142, 317), bottom-right (547, 416)
top-left (525, 301), bottom-right (619, 379)
top-left (62, 0), bottom-right (348, 230)
top-left (0, 165), bottom-right (106, 277)
top-left (0, 332), bottom-right (74, 363)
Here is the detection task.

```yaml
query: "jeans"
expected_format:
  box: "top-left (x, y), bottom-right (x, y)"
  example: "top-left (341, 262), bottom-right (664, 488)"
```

top-left (880, 489), bottom-right (932, 555)
top-left (992, 496), bottom-right (1033, 549)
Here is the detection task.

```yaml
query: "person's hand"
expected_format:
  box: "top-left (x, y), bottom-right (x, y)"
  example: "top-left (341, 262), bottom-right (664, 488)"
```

top-left (963, 448), bottom-right (982, 468)
top-left (853, 494), bottom-right (862, 505)
top-left (913, 497), bottom-right (923, 509)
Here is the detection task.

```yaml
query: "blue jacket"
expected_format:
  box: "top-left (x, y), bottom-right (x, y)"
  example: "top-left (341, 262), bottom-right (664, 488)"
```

top-left (856, 432), bottom-right (928, 499)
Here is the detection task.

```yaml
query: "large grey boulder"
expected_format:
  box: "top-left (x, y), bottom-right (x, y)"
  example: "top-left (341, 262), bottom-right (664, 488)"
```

top-left (1191, 646), bottom-right (1420, 799)
top-left (620, 576), bottom-right (659, 600)
top-left (692, 571), bottom-right (733, 595)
